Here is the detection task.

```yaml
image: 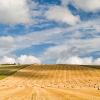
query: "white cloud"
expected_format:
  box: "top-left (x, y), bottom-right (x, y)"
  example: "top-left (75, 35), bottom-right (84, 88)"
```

top-left (42, 45), bottom-right (69, 61)
top-left (0, 56), bottom-right (16, 64)
top-left (16, 55), bottom-right (41, 64)
top-left (0, 18), bottom-right (99, 64)
top-left (56, 56), bottom-right (93, 65)
top-left (72, 0), bottom-right (100, 12)
top-left (41, 36), bottom-right (100, 64)
top-left (56, 56), bottom-right (100, 65)
top-left (0, 36), bottom-right (16, 56)
top-left (0, 55), bottom-right (41, 64)
top-left (94, 58), bottom-right (100, 65)
top-left (61, 0), bottom-right (100, 12)
top-left (61, 0), bottom-right (70, 6)
top-left (0, 27), bottom-right (63, 56)
top-left (45, 6), bottom-right (80, 25)
top-left (0, 36), bottom-right (14, 46)
top-left (0, 0), bottom-right (31, 24)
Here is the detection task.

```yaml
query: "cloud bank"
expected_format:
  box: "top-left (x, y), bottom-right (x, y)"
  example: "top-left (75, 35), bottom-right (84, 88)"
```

top-left (17, 55), bottom-right (41, 64)
top-left (56, 56), bottom-right (100, 65)
top-left (0, 55), bottom-right (99, 65)
top-left (0, 55), bottom-right (41, 64)
top-left (0, 56), bottom-right (16, 64)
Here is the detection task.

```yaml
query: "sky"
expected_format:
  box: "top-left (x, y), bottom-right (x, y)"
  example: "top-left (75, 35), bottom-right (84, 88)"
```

top-left (0, 0), bottom-right (100, 65)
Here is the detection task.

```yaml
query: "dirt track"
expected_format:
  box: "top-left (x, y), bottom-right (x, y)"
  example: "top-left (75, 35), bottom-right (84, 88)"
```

top-left (0, 65), bottom-right (100, 100)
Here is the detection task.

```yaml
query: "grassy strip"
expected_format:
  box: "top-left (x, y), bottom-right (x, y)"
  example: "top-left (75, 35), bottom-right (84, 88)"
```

top-left (0, 64), bottom-right (30, 80)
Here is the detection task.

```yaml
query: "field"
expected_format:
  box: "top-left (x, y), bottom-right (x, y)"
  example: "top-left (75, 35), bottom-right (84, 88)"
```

top-left (0, 64), bottom-right (100, 100)
top-left (0, 64), bottom-right (29, 80)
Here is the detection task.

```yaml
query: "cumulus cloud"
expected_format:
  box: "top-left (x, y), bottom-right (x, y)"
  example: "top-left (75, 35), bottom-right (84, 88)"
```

top-left (45, 6), bottom-right (80, 25)
top-left (0, 56), bottom-right (16, 64)
top-left (0, 55), bottom-right (41, 64)
top-left (57, 56), bottom-right (93, 65)
top-left (0, 1), bottom-right (99, 65)
top-left (41, 35), bottom-right (100, 65)
top-left (16, 55), bottom-right (41, 64)
top-left (56, 56), bottom-right (100, 65)
top-left (42, 45), bottom-right (69, 62)
top-left (94, 58), bottom-right (100, 65)
top-left (0, 0), bottom-right (31, 24)
top-left (72, 0), bottom-right (100, 12)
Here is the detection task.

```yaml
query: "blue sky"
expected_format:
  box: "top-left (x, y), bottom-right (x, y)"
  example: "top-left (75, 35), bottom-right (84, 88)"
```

top-left (0, 0), bottom-right (100, 64)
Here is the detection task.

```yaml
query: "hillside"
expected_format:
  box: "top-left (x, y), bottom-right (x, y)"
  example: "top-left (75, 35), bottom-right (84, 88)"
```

top-left (0, 64), bottom-right (100, 100)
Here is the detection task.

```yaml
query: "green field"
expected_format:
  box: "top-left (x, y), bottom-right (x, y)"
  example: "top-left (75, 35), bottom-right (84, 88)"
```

top-left (0, 64), bottom-right (29, 80)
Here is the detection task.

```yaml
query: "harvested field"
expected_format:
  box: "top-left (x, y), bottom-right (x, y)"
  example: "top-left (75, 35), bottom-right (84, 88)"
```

top-left (0, 64), bottom-right (100, 100)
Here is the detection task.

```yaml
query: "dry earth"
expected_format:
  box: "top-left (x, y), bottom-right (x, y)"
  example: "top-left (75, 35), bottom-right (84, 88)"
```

top-left (0, 64), bottom-right (100, 100)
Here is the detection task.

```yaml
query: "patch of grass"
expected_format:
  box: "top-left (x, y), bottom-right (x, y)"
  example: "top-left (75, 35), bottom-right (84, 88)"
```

top-left (81, 65), bottom-right (100, 69)
top-left (0, 64), bottom-right (29, 80)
